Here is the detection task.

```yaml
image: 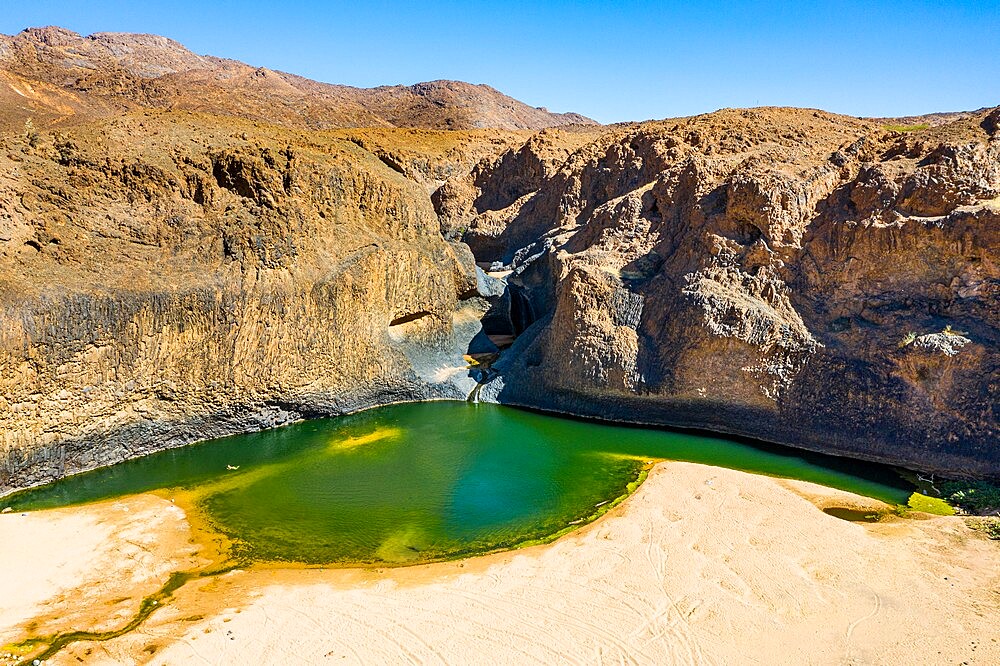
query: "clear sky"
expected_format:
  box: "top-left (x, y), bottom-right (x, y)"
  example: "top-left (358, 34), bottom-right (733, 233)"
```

top-left (1, 1), bottom-right (997, 124)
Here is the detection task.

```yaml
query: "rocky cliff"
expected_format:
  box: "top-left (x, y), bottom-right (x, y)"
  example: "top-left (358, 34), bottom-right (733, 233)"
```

top-left (0, 26), bottom-right (601, 493)
top-left (0, 110), bottom-right (517, 492)
top-left (442, 108), bottom-right (1000, 477)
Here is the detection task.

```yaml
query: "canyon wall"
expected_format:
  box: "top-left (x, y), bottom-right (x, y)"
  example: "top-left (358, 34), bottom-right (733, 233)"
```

top-left (442, 108), bottom-right (1000, 477)
top-left (1, 26), bottom-right (996, 486)
top-left (0, 113), bottom-right (496, 492)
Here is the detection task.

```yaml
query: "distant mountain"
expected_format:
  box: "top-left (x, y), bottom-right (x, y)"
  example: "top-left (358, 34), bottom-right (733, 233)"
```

top-left (867, 108), bottom-right (993, 127)
top-left (0, 26), bottom-right (596, 131)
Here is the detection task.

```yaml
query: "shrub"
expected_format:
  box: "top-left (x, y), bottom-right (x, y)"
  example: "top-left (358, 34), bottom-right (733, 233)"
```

top-left (966, 517), bottom-right (1000, 540)
top-left (941, 480), bottom-right (1000, 515)
top-left (882, 123), bottom-right (930, 133)
top-left (907, 493), bottom-right (954, 515)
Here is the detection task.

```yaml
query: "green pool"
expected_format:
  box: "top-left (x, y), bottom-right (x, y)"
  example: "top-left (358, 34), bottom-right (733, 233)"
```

top-left (4, 402), bottom-right (913, 565)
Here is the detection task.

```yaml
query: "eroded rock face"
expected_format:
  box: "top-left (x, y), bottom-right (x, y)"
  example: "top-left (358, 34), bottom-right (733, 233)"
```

top-left (441, 108), bottom-right (1000, 477)
top-left (0, 113), bottom-right (491, 492)
top-left (2, 99), bottom-right (997, 489)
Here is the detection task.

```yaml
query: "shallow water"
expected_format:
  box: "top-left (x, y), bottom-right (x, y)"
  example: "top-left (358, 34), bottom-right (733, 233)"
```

top-left (822, 506), bottom-right (886, 523)
top-left (6, 402), bottom-right (913, 565)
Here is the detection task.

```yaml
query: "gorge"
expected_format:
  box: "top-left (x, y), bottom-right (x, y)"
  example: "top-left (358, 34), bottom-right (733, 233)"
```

top-left (0, 24), bottom-right (998, 666)
top-left (1, 29), bottom-right (997, 491)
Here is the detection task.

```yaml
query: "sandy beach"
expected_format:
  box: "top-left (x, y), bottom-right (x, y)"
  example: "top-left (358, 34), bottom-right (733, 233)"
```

top-left (2, 462), bottom-right (998, 665)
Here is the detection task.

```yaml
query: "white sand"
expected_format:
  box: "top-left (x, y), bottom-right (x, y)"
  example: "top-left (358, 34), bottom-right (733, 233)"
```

top-left (3, 463), bottom-right (998, 665)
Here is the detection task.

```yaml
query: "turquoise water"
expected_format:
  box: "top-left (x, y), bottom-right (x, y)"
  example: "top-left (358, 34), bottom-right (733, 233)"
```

top-left (5, 402), bottom-right (913, 565)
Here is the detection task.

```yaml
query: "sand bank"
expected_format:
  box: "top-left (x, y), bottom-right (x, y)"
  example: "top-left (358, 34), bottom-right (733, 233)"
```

top-left (3, 462), bottom-right (998, 665)
top-left (0, 494), bottom-right (202, 661)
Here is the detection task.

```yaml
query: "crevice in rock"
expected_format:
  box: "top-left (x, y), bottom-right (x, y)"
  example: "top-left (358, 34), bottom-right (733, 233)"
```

top-left (211, 154), bottom-right (255, 199)
top-left (347, 138), bottom-right (407, 176)
top-left (262, 400), bottom-right (326, 421)
top-left (509, 283), bottom-right (536, 336)
top-left (460, 243), bottom-right (547, 401)
top-left (389, 310), bottom-right (433, 327)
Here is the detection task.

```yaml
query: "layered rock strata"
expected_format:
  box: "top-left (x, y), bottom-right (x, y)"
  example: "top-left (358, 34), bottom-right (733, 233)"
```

top-left (1, 26), bottom-right (996, 486)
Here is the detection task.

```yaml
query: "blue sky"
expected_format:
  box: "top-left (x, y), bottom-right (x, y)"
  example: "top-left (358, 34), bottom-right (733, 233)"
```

top-left (2, 1), bottom-right (997, 123)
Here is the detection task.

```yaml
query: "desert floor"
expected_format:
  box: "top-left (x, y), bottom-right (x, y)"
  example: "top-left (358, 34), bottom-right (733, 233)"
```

top-left (2, 462), bottom-right (998, 665)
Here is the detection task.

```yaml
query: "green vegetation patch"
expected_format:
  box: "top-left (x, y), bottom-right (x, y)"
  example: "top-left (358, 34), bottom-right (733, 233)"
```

top-left (882, 123), bottom-right (930, 133)
top-left (940, 480), bottom-right (1000, 515)
top-left (965, 517), bottom-right (1000, 540)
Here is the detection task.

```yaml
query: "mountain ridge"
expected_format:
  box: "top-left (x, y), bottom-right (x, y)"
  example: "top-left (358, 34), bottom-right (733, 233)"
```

top-left (0, 26), bottom-right (597, 131)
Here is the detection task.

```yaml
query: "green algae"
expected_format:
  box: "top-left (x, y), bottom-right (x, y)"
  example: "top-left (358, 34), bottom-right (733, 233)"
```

top-left (515, 464), bottom-right (652, 550)
top-left (14, 566), bottom-right (234, 666)
top-left (906, 492), bottom-right (956, 516)
top-left (5, 402), bottom-right (915, 567)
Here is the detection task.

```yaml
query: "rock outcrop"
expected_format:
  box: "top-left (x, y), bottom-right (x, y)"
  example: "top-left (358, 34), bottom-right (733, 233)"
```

top-left (441, 108), bottom-right (999, 477)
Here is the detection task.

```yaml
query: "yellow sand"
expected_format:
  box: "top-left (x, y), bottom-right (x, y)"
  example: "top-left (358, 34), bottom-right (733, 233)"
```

top-left (0, 495), bottom-right (201, 650)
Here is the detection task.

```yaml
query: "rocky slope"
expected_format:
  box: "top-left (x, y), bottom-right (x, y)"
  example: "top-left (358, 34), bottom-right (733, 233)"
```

top-left (441, 107), bottom-right (1000, 477)
top-left (0, 27), bottom-right (596, 133)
